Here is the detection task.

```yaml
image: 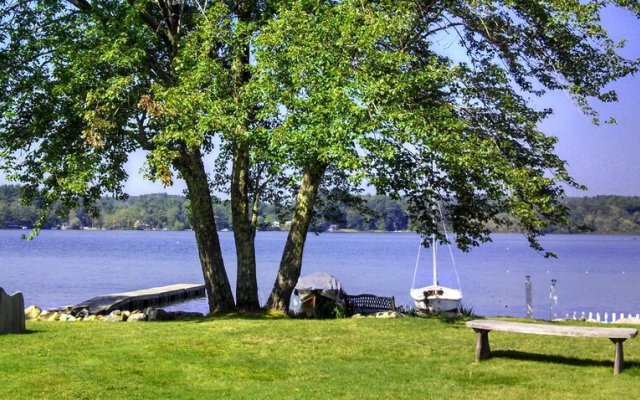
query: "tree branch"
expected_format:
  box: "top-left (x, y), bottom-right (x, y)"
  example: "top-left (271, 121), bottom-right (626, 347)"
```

top-left (65, 0), bottom-right (91, 13)
top-left (133, 112), bottom-right (155, 151)
top-left (127, 0), bottom-right (177, 53)
top-left (250, 186), bottom-right (260, 230)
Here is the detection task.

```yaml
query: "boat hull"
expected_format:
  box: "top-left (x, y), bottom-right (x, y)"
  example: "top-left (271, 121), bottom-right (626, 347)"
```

top-left (410, 285), bottom-right (462, 313)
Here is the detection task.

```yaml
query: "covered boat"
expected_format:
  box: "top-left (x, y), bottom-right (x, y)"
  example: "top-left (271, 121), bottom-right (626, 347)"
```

top-left (293, 272), bottom-right (345, 316)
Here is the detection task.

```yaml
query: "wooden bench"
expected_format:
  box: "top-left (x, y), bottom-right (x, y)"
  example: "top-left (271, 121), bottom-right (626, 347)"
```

top-left (344, 294), bottom-right (395, 316)
top-left (466, 319), bottom-right (638, 374)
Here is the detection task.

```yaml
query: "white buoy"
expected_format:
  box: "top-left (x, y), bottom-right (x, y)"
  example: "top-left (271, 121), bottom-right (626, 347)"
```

top-left (525, 276), bottom-right (533, 319)
top-left (549, 279), bottom-right (558, 320)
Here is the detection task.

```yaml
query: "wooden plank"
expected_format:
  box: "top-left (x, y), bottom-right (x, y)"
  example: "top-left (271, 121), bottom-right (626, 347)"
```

top-left (466, 319), bottom-right (638, 339)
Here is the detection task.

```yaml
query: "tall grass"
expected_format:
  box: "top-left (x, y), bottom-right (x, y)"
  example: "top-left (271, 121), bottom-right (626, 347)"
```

top-left (0, 317), bottom-right (638, 399)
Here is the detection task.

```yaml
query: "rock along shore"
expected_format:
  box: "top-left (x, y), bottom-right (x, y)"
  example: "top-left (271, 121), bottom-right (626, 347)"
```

top-left (24, 305), bottom-right (204, 322)
top-left (24, 304), bottom-right (406, 321)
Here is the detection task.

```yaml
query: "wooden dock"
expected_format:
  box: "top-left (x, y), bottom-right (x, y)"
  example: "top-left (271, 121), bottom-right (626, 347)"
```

top-left (70, 283), bottom-right (206, 315)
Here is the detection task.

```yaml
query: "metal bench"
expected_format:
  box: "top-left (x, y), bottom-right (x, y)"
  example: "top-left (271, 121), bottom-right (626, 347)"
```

top-left (344, 294), bottom-right (395, 316)
top-left (466, 319), bottom-right (638, 374)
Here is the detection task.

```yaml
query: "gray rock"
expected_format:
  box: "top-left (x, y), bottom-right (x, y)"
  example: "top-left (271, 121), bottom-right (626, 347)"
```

top-left (24, 305), bottom-right (42, 320)
top-left (374, 311), bottom-right (404, 319)
top-left (144, 308), bottom-right (174, 321)
top-left (60, 313), bottom-right (77, 322)
top-left (39, 311), bottom-right (61, 321)
top-left (127, 312), bottom-right (147, 322)
top-left (173, 311), bottom-right (204, 320)
top-left (103, 310), bottom-right (126, 322)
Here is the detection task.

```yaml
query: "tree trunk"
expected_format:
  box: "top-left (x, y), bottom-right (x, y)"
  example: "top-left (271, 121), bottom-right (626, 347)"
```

top-left (174, 149), bottom-right (235, 314)
top-left (267, 162), bottom-right (327, 311)
top-left (231, 141), bottom-right (260, 310)
top-left (227, 14), bottom-right (261, 310)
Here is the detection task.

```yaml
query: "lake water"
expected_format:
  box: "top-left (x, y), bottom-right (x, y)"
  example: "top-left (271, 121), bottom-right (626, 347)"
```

top-left (1, 230), bottom-right (639, 319)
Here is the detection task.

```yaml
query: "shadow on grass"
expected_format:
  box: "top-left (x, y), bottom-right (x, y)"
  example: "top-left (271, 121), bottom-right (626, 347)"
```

top-left (191, 309), bottom-right (289, 322)
top-left (14, 329), bottom-right (41, 335)
top-left (491, 350), bottom-right (640, 370)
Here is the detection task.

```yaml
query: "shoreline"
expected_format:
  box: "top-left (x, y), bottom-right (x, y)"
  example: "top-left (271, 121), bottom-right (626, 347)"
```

top-left (3, 227), bottom-right (640, 237)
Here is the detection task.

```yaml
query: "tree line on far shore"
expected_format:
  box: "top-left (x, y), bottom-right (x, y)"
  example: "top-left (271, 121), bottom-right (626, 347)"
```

top-left (1, 185), bottom-right (639, 234)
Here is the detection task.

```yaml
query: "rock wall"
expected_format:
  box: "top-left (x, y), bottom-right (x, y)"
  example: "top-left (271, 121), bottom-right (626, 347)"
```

top-left (0, 288), bottom-right (25, 334)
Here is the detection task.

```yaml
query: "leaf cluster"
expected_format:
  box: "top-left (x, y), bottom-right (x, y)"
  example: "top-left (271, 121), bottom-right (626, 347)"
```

top-left (1, 0), bottom-right (638, 253)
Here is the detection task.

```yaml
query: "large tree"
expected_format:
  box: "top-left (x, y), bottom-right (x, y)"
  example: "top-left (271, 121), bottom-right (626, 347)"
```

top-left (251, 0), bottom-right (640, 309)
top-left (0, 0), bottom-right (237, 313)
top-left (1, 1), bottom-right (638, 313)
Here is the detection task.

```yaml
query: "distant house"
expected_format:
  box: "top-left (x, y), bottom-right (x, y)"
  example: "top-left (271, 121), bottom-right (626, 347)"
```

top-left (134, 220), bottom-right (150, 230)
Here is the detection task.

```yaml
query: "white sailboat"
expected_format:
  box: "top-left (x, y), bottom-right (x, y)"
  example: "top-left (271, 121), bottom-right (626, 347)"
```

top-left (410, 204), bottom-right (463, 313)
top-left (410, 234), bottom-right (462, 312)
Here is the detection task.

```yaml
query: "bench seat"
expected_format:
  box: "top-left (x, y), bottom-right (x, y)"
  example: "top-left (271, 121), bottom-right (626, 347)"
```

top-left (466, 319), bottom-right (638, 374)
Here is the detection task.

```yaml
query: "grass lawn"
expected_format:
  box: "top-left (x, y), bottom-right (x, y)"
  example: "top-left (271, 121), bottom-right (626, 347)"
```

top-left (1, 316), bottom-right (639, 399)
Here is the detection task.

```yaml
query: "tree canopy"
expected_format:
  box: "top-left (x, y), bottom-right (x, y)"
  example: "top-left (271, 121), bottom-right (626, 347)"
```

top-left (1, 0), bottom-right (638, 313)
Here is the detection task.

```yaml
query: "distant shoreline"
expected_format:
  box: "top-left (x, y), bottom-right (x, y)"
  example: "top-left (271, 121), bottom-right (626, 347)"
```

top-left (2, 186), bottom-right (640, 234)
top-left (2, 227), bottom-right (640, 236)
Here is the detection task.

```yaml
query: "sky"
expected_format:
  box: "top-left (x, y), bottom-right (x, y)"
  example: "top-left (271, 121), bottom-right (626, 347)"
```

top-left (122, 7), bottom-right (640, 198)
top-left (539, 7), bottom-right (640, 197)
top-left (2, 6), bottom-right (639, 198)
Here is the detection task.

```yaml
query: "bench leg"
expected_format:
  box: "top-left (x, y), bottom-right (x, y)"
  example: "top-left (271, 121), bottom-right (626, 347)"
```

top-left (473, 329), bottom-right (491, 361)
top-left (610, 338), bottom-right (627, 375)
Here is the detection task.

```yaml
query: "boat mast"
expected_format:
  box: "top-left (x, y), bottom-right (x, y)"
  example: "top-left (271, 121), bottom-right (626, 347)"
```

top-left (431, 160), bottom-right (438, 288)
top-left (432, 232), bottom-right (437, 286)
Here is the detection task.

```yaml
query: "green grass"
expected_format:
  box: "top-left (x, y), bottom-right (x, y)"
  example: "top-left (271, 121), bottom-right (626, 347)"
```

top-left (1, 317), bottom-right (639, 399)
